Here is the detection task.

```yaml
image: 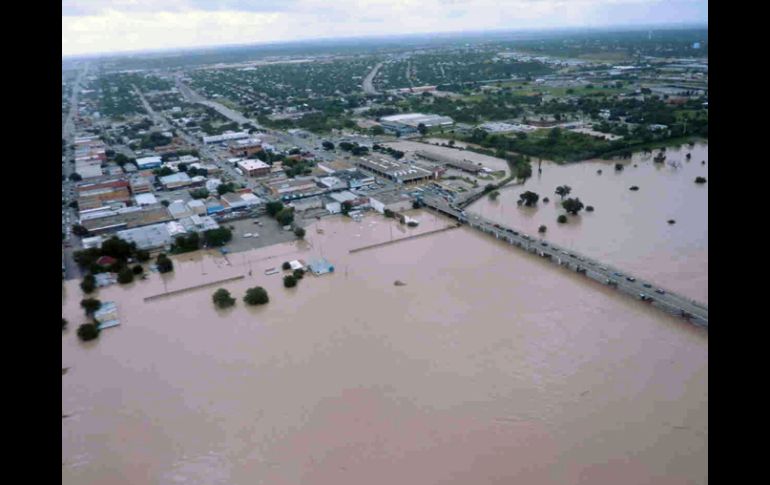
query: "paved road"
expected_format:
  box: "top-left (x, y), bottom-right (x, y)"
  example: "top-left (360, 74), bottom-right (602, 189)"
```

top-left (362, 61), bottom-right (384, 95)
top-left (174, 77), bottom-right (340, 166)
top-left (62, 64), bottom-right (89, 280)
top-left (423, 195), bottom-right (708, 328)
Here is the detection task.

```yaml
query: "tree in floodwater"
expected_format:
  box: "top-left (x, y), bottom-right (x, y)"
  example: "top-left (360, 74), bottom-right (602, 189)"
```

top-left (562, 197), bottom-right (585, 215)
top-left (243, 287), bottom-right (269, 306)
top-left (77, 323), bottom-right (100, 342)
top-left (80, 298), bottom-right (101, 315)
top-left (557, 214), bottom-right (568, 223)
top-left (518, 191), bottom-right (539, 207)
top-left (555, 185), bottom-right (572, 199)
top-left (212, 288), bottom-right (236, 309)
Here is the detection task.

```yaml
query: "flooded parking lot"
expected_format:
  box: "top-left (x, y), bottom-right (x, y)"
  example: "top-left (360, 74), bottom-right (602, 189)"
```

top-left (63, 208), bottom-right (706, 485)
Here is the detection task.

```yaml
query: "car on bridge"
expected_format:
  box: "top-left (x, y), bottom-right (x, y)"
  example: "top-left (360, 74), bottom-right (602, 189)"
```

top-left (655, 289), bottom-right (666, 295)
top-left (626, 276), bottom-right (636, 282)
top-left (639, 294), bottom-right (653, 302)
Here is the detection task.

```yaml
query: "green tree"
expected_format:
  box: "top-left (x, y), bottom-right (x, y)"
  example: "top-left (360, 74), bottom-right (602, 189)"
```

top-left (322, 141), bottom-right (335, 150)
top-left (203, 227), bottom-right (232, 247)
top-left (132, 264), bottom-right (144, 275)
top-left (555, 185), bottom-right (572, 199)
top-left (80, 298), bottom-right (101, 315)
top-left (69, 173), bottom-right (82, 182)
top-left (283, 275), bottom-right (297, 288)
top-left (695, 176), bottom-right (707, 184)
top-left (341, 201), bottom-right (353, 215)
top-left (282, 261), bottom-right (291, 270)
top-left (562, 197), bottom-right (585, 215)
top-left (293, 268), bottom-right (305, 280)
top-left (217, 183), bottom-right (235, 196)
top-left (117, 267), bottom-right (134, 284)
top-left (136, 250), bottom-right (150, 262)
top-left (156, 253), bottom-right (174, 273)
top-left (538, 225), bottom-right (547, 233)
top-left (80, 273), bottom-right (96, 294)
top-left (212, 288), bottom-right (236, 308)
top-left (189, 188), bottom-right (210, 199)
top-left (62, 318), bottom-right (68, 330)
top-left (77, 323), bottom-right (100, 341)
top-left (489, 190), bottom-right (500, 200)
top-left (72, 224), bottom-right (90, 237)
top-left (172, 232), bottom-right (201, 253)
top-left (557, 214), bottom-right (568, 223)
top-left (294, 226), bottom-right (306, 238)
top-left (265, 201), bottom-right (284, 217)
top-left (243, 287), bottom-right (269, 305)
top-left (518, 191), bottom-right (539, 207)
top-left (276, 207), bottom-right (295, 226)
top-left (417, 123), bottom-right (428, 136)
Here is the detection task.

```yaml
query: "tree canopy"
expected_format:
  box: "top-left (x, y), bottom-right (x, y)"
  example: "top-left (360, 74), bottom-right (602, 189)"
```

top-left (212, 288), bottom-right (236, 308)
top-left (562, 197), bottom-right (585, 215)
top-left (519, 191), bottom-right (540, 207)
top-left (243, 287), bottom-right (269, 305)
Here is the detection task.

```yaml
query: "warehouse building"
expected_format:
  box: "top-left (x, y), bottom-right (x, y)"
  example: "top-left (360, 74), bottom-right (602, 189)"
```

top-left (203, 131), bottom-right (250, 144)
top-left (355, 158), bottom-right (434, 184)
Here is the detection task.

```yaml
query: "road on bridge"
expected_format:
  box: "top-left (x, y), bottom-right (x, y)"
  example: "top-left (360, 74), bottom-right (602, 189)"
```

top-left (423, 195), bottom-right (708, 327)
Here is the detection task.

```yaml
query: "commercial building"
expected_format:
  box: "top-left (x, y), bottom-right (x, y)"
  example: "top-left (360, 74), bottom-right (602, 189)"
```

top-left (263, 177), bottom-right (323, 200)
top-left (236, 159), bottom-right (270, 177)
top-left (135, 156), bottom-right (163, 169)
top-left (334, 169), bottom-right (376, 189)
top-left (369, 192), bottom-right (414, 214)
top-left (116, 223), bottom-right (172, 251)
top-left (202, 131), bottom-right (250, 144)
top-left (168, 200), bottom-right (193, 219)
top-left (228, 138), bottom-right (263, 157)
top-left (178, 214), bottom-right (220, 233)
top-left (134, 193), bottom-right (158, 206)
top-left (355, 158), bottom-right (434, 184)
top-left (79, 206), bottom-right (172, 234)
top-left (479, 122), bottom-right (537, 133)
top-left (414, 150), bottom-right (483, 174)
top-left (77, 179), bottom-right (132, 211)
top-left (380, 113), bottom-right (454, 127)
top-left (159, 172), bottom-right (193, 190)
top-left (129, 175), bottom-right (153, 194)
top-left (380, 113), bottom-right (454, 132)
top-left (290, 196), bottom-right (324, 212)
top-left (220, 191), bottom-right (264, 210)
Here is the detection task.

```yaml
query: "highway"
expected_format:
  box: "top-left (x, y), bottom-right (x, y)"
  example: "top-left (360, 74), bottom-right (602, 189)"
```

top-left (362, 61), bottom-right (383, 95)
top-left (422, 195), bottom-right (708, 328)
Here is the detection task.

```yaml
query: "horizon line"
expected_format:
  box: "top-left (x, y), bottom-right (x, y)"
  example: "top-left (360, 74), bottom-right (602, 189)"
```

top-left (62, 21), bottom-right (708, 61)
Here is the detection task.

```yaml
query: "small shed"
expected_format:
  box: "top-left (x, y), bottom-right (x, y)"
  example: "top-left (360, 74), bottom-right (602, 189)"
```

top-left (308, 258), bottom-right (334, 276)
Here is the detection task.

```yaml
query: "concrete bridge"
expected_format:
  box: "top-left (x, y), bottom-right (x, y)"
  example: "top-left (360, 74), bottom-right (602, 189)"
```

top-left (422, 196), bottom-right (708, 329)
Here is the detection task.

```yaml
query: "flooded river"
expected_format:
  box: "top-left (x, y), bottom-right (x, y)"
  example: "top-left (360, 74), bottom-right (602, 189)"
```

top-left (63, 208), bottom-right (707, 485)
top-left (468, 142), bottom-right (708, 303)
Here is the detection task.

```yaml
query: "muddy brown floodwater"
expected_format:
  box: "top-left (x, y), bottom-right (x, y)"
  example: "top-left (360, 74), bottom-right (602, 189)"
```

top-left (470, 142), bottom-right (708, 304)
top-left (63, 207), bottom-right (707, 485)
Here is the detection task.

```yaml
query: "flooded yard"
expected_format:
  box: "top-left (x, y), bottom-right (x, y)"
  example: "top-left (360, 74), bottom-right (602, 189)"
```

top-left (63, 207), bottom-right (707, 485)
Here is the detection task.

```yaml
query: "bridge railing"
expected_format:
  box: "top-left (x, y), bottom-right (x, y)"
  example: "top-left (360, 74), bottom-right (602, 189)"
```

top-left (424, 200), bottom-right (707, 329)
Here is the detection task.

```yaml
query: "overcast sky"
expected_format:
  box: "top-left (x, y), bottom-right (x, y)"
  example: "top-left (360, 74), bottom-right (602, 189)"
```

top-left (62, 0), bottom-right (708, 57)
